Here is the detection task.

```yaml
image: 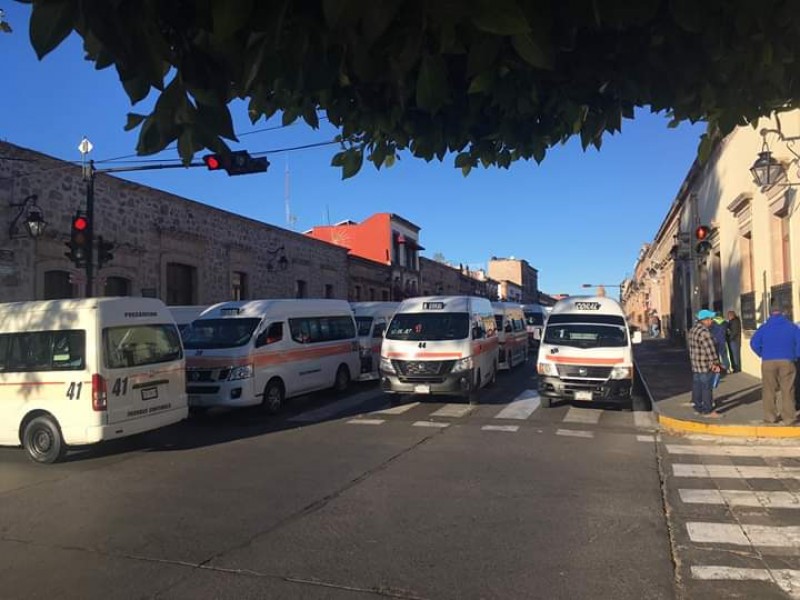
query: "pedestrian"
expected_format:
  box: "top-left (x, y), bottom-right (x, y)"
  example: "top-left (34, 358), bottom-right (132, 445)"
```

top-left (650, 314), bottom-right (661, 338)
top-left (710, 314), bottom-right (730, 372)
top-left (750, 300), bottom-right (800, 425)
top-left (726, 310), bottom-right (742, 372)
top-left (688, 309), bottom-right (722, 418)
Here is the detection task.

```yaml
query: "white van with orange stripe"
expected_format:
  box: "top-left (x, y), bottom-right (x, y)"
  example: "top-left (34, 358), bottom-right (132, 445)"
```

top-left (183, 300), bottom-right (360, 414)
top-left (536, 296), bottom-right (642, 408)
top-left (0, 298), bottom-right (187, 463)
top-left (351, 302), bottom-right (399, 381)
top-left (380, 296), bottom-right (498, 397)
top-left (492, 302), bottom-right (529, 370)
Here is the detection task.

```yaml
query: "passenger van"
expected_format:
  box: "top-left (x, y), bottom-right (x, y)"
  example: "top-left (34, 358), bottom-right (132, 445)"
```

top-left (522, 303), bottom-right (548, 348)
top-left (491, 302), bottom-right (528, 370)
top-left (351, 302), bottom-right (399, 381)
top-left (536, 296), bottom-right (642, 408)
top-left (183, 299), bottom-right (360, 413)
top-left (380, 296), bottom-right (498, 397)
top-left (0, 298), bottom-right (187, 463)
top-left (168, 305), bottom-right (210, 339)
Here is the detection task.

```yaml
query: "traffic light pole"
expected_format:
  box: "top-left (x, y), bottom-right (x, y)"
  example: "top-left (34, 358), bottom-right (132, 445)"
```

top-left (84, 162), bottom-right (95, 298)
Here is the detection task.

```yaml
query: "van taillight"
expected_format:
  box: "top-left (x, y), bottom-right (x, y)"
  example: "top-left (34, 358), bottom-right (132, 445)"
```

top-left (92, 374), bottom-right (108, 411)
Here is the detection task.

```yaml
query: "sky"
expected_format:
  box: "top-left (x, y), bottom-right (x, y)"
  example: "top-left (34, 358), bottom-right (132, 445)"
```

top-left (0, 3), bottom-right (706, 297)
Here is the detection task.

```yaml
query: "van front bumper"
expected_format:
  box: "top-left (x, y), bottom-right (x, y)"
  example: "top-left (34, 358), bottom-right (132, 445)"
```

top-left (380, 369), bottom-right (474, 396)
top-left (186, 380), bottom-right (257, 408)
top-left (538, 376), bottom-right (632, 403)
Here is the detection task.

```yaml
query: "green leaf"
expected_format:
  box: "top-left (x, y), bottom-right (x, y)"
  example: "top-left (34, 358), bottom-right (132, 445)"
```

top-left (197, 102), bottom-right (238, 141)
top-left (212, 0), bottom-right (253, 38)
top-left (342, 149), bottom-right (363, 179)
top-left (468, 71), bottom-right (494, 95)
top-left (511, 34), bottom-right (552, 70)
top-left (124, 113), bottom-right (148, 131)
top-left (416, 54), bottom-right (448, 113)
top-left (383, 154), bottom-right (396, 168)
top-left (1, 22), bottom-right (12, 34)
top-left (697, 132), bottom-right (714, 164)
top-left (177, 129), bottom-right (197, 165)
top-left (472, 0), bottom-right (530, 35)
top-left (29, 0), bottom-right (77, 59)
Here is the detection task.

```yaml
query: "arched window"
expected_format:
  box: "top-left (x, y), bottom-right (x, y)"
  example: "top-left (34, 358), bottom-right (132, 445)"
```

top-left (43, 270), bottom-right (75, 300)
top-left (105, 276), bottom-right (132, 297)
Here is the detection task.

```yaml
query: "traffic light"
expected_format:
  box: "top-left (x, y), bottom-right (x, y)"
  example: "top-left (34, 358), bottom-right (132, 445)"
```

top-left (695, 224), bottom-right (713, 255)
top-left (202, 151), bottom-right (269, 176)
top-left (65, 212), bottom-right (90, 267)
top-left (97, 236), bottom-right (114, 269)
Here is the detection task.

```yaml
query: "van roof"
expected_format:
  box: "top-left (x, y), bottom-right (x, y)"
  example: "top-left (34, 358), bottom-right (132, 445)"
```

top-left (549, 295), bottom-right (625, 317)
top-left (350, 302), bottom-right (400, 316)
top-left (491, 302), bottom-right (524, 313)
top-left (198, 299), bottom-right (353, 319)
top-left (397, 295), bottom-right (491, 313)
top-left (0, 297), bottom-right (165, 314)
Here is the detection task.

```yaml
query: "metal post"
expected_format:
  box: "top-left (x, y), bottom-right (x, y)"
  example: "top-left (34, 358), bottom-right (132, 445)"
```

top-left (85, 161), bottom-right (95, 298)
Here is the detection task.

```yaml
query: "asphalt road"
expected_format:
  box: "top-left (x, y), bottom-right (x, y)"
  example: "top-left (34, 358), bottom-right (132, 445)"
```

top-left (0, 363), bottom-right (674, 600)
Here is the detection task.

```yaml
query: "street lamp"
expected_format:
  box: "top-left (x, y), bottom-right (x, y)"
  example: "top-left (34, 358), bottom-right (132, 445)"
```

top-left (749, 116), bottom-right (800, 187)
top-left (8, 194), bottom-right (47, 239)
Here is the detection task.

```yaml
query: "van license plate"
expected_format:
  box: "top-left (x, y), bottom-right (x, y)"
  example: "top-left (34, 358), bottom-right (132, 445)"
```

top-left (414, 385), bottom-right (431, 394)
top-left (141, 387), bottom-right (159, 401)
top-left (574, 391), bottom-right (592, 401)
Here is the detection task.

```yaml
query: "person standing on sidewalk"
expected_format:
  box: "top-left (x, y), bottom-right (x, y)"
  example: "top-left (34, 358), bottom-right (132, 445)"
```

top-left (688, 309), bottom-right (722, 418)
top-left (750, 301), bottom-right (800, 424)
top-left (710, 314), bottom-right (730, 372)
top-left (726, 310), bottom-right (742, 372)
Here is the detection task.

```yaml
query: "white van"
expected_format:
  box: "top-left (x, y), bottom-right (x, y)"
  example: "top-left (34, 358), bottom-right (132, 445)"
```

top-left (536, 296), bottom-right (642, 408)
top-left (183, 299), bottom-right (360, 413)
top-left (380, 296), bottom-right (498, 397)
top-left (0, 298), bottom-right (187, 463)
top-left (522, 303), bottom-right (548, 347)
top-left (351, 302), bottom-right (399, 381)
top-left (491, 302), bottom-right (529, 370)
top-left (168, 305), bottom-right (210, 339)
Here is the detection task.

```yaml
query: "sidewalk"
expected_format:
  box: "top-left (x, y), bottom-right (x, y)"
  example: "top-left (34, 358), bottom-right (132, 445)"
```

top-left (634, 339), bottom-right (800, 438)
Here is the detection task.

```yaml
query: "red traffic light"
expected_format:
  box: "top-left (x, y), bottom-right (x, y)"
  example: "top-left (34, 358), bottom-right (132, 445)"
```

top-left (695, 225), bottom-right (711, 240)
top-left (73, 216), bottom-right (88, 231)
top-left (203, 155), bottom-right (222, 170)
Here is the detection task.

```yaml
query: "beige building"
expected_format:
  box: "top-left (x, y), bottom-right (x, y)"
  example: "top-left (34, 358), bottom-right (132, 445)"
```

top-left (487, 257), bottom-right (539, 303)
top-left (625, 111), bottom-right (800, 376)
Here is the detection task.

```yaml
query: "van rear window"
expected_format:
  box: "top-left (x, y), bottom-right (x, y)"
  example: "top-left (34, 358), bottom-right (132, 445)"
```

top-left (104, 324), bottom-right (182, 368)
top-left (0, 330), bottom-right (86, 372)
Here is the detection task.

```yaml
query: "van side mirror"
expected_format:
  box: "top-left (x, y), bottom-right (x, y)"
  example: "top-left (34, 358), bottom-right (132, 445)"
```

top-left (632, 331), bottom-right (643, 345)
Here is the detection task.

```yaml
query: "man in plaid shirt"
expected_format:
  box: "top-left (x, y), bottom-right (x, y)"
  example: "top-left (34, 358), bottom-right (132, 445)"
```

top-left (688, 309), bottom-right (722, 417)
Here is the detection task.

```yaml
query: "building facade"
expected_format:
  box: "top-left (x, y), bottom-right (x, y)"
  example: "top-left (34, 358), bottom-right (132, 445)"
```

top-left (487, 257), bottom-right (539, 303)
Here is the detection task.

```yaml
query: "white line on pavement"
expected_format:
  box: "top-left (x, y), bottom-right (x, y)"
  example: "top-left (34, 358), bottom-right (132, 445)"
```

top-left (430, 403), bottom-right (474, 418)
top-left (667, 444), bottom-right (800, 457)
top-left (556, 429), bottom-right (595, 439)
top-left (289, 389), bottom-right (382, 422)
top-left (493, 389), bottom-right (541, 420)
top-left (481, 425), bottom-right (520, 432)
top-left (636, 435), bottom-right (656, 442)
top-left (412, 421), bottom-right (450, 429)
top-left (673, 464), bottom-right (800, 479)
top-left (679, 489), bottom-right (800, 509)
top-left (687, 522), bottom-right (800, 547)
top-left (371, 402), bottom-right (420, 415)
top-left (691, 566), bottom-right (800, 599)
top-left (562, 407), bottom-right (602, 424)
top-left (347, 419), bottom-right (385, 426)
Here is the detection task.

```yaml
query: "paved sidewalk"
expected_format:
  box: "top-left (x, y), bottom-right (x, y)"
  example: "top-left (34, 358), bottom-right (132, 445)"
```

top-left (634, 339), bottom-right (800, 438)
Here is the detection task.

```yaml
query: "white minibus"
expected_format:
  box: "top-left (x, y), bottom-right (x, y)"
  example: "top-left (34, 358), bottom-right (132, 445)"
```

top-left (380, 296), bottom-right (498, 397)
top-left (536, 296), bottom-right (642, 408)
top-left (183, 299), bottom-right (360, 413)
top-left (351, 302), bottom-right (399, 381)
top-left (491, 302), bottom-right (529, 370)
top-left (522, 303), bottom-right (547, 348)
top-left (0, 298), bottom-right (187, 463)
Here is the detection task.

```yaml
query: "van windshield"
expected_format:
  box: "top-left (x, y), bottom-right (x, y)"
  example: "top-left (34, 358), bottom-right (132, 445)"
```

top-left (355, 316), bottom-right (373, 337)
top-left (543, 323), bottom-right (628, 348)
top-left (386, 313), bottom-right (469, 341)
top-left (524, 312), bottom-right (544, 326)
top-left (183, 318), bottom-right (261, 349)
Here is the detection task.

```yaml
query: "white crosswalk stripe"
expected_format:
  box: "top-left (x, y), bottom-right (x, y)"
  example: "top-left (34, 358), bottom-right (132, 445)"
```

top-left (482, 425), bottom-right (520, 432)
top-left (562, 407), bottom-right (602, 424)
top-left (289, 389), bottom-right (381, 422)
top-left (430, 403), bottom-right (473, 418)
top-left (413, 421), bottom-right (450, 429)
top-left (691, 567), bottom-right (800, 599)
top-left (493, 389), bottom-right (540, 420)
top-left (556, 429), bottom-right (594, 439)
top-left (673, 464), bottom-right (800, 479)
top-left (371, 402), bottom-right (420, 415)
top-left (679, 489), bottom-right (800, 509)
top-left (667, 444), bottom-right (800, 457)
top-left (687, 522), bottom-right (800, 547)
top-left (347, 419), bottom-right (385, 426)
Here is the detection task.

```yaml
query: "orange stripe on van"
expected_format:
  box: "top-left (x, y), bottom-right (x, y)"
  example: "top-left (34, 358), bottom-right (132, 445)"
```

top-left (186, 342), bottom-right (356, 369)
top-left (415, 352), bottom-right (462, 359)
top-left (548, 356), bottom-right (623, 365)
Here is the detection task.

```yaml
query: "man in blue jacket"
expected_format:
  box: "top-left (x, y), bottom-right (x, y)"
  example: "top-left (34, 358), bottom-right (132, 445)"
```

top-left (750, 301), bottom-right (800, 424)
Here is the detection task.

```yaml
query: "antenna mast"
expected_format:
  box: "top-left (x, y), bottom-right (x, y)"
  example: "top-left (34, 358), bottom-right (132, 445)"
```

top-left (284, 160), bottom-right (297, 229)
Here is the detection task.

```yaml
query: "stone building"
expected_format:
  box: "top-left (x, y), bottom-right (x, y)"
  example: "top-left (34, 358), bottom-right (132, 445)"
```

top-left (487, 257), bottom-right (539, 303)
top-left (0, 142), bottom-right (349, 304)
top-left (419, 258), bottom-right (498, 299)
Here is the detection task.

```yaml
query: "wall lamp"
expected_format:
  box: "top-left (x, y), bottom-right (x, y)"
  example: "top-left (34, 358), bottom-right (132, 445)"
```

top-left (750, 114), bottom-right (800, 187)
top-left (8, 194), bottom-right (47, 239)
top-left (265, 244), bottom-right (289, 272)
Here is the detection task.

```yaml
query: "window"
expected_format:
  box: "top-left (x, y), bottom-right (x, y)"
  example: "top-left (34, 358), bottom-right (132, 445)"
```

top-left (354, 285), bottom-right (361, 301)
top-left (295, 279), bottom-right (307, 299)
top-left (104, 324), bottom-right (182, 368)
top-left (166, 263), bottom-right (197, 305)
top-left (770, 213), bottom-right (792, 285)
top-left (381, 290), bottom-right (389, 301)
top-left (324, 283), bottom-right (334, 299)
top-left (740, 232), bottom-right (754, 293)
top-left (232, 271), bottom-right (247, 301)
top-left (0, 330), bottom-right (86, 372)
top-left (372, 322), bottom-right (386, 338)
top-left (370, 288), bottom-right (376, 301)
top-left (387, 313), bottom-right (470, 341)
top-left (356, 317), bottom-right (373, 337)
top-left (264, 322), bottom-right (283, 344)
top-left (184, 318), bottom-right (261, 349)
top-left (44, 270), bottom-right (74, 300)
top-left (105, 276), bottom-right (131, 297)
top-left (289, 316), bottom-right (356, 344)
top-left (543, 324), bottom-right (627, 348)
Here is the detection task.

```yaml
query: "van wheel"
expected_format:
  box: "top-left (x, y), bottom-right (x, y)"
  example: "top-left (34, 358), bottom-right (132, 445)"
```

top-left (334, 365), bottom-right (351, 393)
top-left (22, 415), bottom-right (66, 464)
top-left (541, 397), bottom-right (553, 408)
top-left (262, 379), bottom-right (285, 415)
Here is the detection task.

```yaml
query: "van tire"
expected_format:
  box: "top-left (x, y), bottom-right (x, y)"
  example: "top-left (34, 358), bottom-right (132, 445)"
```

top-left (22, 415), bottom-right (66, 464)
top-left (334, 365), bottom-right (351, 394)
top-left (541, 396), bottom-right (553, 408)
top-left (262, 378), bottom-right (285, 415)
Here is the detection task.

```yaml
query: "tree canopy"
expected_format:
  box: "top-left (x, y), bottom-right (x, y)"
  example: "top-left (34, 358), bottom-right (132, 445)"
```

top-left (21, 0), bottom-right (800, 177)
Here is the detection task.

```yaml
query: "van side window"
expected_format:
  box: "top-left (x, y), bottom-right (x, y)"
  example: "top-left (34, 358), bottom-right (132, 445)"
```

top-left (265, 322), bottom-right (283, 344)
top-left (290, 316), bottom-right (356, 344)
top-left (372, 322), bottom-right (385, 338)
top-left (0, 330), bottom-right (86, 372)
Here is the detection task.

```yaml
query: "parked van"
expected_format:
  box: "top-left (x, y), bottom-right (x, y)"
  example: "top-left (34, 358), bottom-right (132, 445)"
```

top-left (380, 296), bottom-right (498, 397)
top-left (351, 302), bottom-right (399, 381)
top-left (536, 296), bottom-right (642, 408)
top-left (522, 303), bottom-right (548, 347)
top-left (183, 299), bottom-right (360, 413)
top-left (0, 298), bottom-right (187, 463)
top-left (168, 305), bottom-right (210, 339)
top-left (491, 302), bottom-right (529, 370)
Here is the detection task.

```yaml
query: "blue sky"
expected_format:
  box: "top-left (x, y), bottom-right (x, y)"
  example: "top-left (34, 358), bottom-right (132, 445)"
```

top-left (1, 3), bottom-right (705, 296)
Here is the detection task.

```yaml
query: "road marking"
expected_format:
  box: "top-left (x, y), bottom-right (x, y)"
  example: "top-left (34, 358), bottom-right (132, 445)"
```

top-left (634, 411), bottom-right (656, 428)
top-left (372, 402), bottom-right (420, 415)
top-left (482, 425), bottom-right (520, 432)
top-left (556, 429), bottom-right (594, 439)
top-left (430, 403), bottom-right (473, 418)
top-left (289, 389), bottom-right (381, 422)
top-left (679, 489), bottom-right (800, 509)
top-left (687, 522), bottom-right (800, 547)
top-left (637, 435), bottom-right (656, 442)
top-left (667, 444), bottom-right (800, 457)
top-left (347, 419), bottom-right (385, 426)
top-left (691, 566), bottom-right (800, 598)
top-left (413, 421), bottom-right (450, 429)
top-left (493, 389), bottom-right (541, 420)
top-left (673, 464), bottom-right (800, 479)
top-left (563, 407), bottom-right (602, 424)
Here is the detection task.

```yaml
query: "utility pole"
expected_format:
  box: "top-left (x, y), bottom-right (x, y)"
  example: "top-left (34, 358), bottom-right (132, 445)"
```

top-left (78, 137), bottom-right (95, 297)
